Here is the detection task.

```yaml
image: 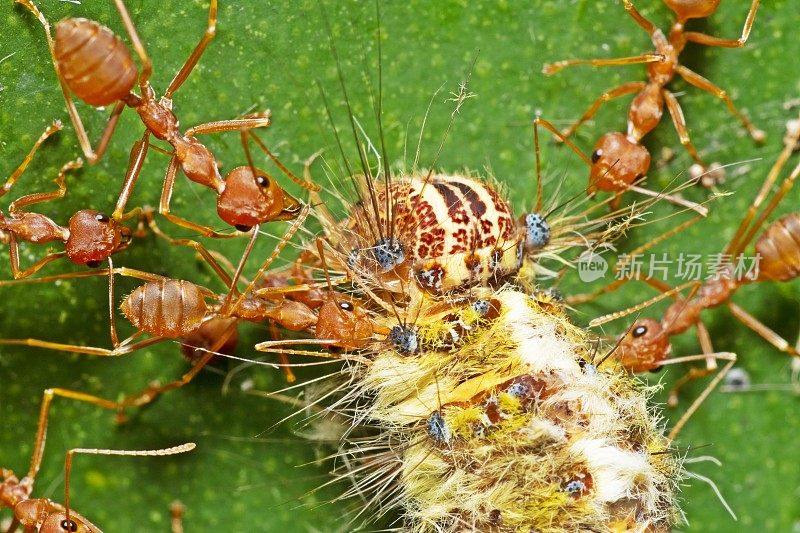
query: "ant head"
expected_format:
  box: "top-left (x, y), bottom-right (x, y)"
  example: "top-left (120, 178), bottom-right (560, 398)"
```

top-left (664, 0), bottom-right (720, 20)
top-left (15, 500), bottom-right (97, 533)
top-left (616, 318), bottom-right (670, 373)
top-left (315, 292), bottom-right (373, 349)
top-left (65, 210), bottom-right (130, 267)
top-left (217, 166), bottom-right (290, 231)
top-left (41, 512), bottom-right (98, 533)
top-left (588, 133), bottom-right (650, 194)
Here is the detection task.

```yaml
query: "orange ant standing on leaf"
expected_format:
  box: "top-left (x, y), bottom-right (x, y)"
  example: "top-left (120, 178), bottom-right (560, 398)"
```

top-left (0, 121), bottom-right (138, 279)
top-left (532, 116), bottom-right (708, 214)
top-left (570, 114), bottom-right (800, 440)
top-left (1, 387), bottom-right (194, 532)
top-left (543, 0), bottom-right (764, 188)
top-left (16, 0), bottom-right (318, 237)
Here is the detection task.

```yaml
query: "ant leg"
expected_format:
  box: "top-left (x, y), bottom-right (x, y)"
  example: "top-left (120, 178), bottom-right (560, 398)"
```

top-left (589, 280), bottom-right (700, 328)
top-left (270, 321), bottom-right (297, 383)
top-left (233, 205), bottom-right (311, 310)
top-left (27, 388), bottom-right (127, 480)
top-left (9, 246), bottom-right (67, 280)
top-left (8, 159), bottom-right (82, 213)
top-left (667, 320), bottom-right (719, 407)
top-left (112, 131), bottom-right (151, 219)
top-left (0, 120), bottom-right (62, 198)
top-left (557, 82), bottom-right (646, 139)
top-left (245, 131), bottom-right (322, 191)
top-left (728, 302), bottom-right (800, 357)
top-left (621, 1), bottom-right (657, 35)
top-left (729, 158), bottom-right (800, 257)
top-left (726, 119), bottom-right (800, 255)
top-left (140, 207), bottom-right (234, 289)
top-left (666, 351), bottom-right (737, 441)
top-left (0, 266), bottom-right (164, 287)
top-left (661, 90), bottom-right (706, 167)
top-left (0, 335), bottom-right (164, 357)
top-left (533, 117), bottom-right (592, 165)
top-left (675, 65), bottom-right (766, 142)
top-left (543, 54), bottom-right (663, 75)
top-left (159, 155), bottom-right (238, 239)
top-left (112, 322), bottom-right (238, 413)
top-left (113, 0), bottom-right (153, 89)
top-left (164, 0), bottom-right (217, 98)
top-left (63, 442), bottom-right (195, 526)
top-left (683, 0), bottom-right (760, 48)
top-left (14, 1), bottom-right (127, 164)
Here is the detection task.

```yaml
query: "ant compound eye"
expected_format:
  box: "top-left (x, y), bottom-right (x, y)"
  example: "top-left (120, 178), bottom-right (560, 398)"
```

top-left (339, 300), bottom-right (354, 312)
top-left (60, 519), bottom-right (78, 532)
top-left (255, 175), bottom-right (271, 189)
top-left (591, 149), bottom-right (603, 164)
top-left (632, 325), bottom-right (648, 338)
top-left (95, 212), bottom-right (110, 223)
top-left (234, 224), bottom-right (252, 233)
top-left (86, 260), bottom-right (102, 268)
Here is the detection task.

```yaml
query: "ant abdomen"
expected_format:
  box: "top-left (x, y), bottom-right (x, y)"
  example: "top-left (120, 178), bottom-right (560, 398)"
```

top-left (755, 213), bottom-right (800, 282)
top-left (54, 18), bottom-right (137, 107)
top-left (121, 280), bottom-right (208, 338)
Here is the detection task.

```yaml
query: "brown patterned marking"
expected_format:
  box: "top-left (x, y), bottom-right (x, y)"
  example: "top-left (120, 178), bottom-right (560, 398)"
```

top-left (432, 181), bottom-right (470, 225)
top-left (429, 228), bottom-right (446, 256)
top-left (485, 186), bottom-right (515, 239)
top-left (450, 228), bottom-right (469, 254)
top-left (452, 181), bottom-right (488, 219)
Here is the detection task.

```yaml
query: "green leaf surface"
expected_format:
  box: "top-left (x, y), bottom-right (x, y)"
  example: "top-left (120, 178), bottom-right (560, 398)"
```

top-left (0, 1), bottom-right (798, 531)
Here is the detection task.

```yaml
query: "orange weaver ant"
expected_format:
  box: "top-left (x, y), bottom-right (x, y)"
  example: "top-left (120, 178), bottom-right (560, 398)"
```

top-left (16, 0), bottom-right (318, 237)
top-left (532, 116), bottom-right (708, 215)
top-left (0, 121), bottom-right (141, 280)
top-left (573, 115), bottom-right (800, 439)
top-left (543, 0), bottom-right (764, 188)
top-left (1, 388), bottom-right (193, 532)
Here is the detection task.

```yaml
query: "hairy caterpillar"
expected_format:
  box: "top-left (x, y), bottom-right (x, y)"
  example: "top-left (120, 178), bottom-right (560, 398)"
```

top-left (2, 1), bottom-right (797, 531)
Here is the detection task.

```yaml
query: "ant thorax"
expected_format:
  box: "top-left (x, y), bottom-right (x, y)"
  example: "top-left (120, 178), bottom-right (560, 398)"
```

top-left (333, 173), bottom-right (523, 294)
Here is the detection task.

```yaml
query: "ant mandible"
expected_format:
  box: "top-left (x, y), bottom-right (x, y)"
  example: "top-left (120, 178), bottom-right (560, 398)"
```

top-left (17, 0), bottom-right (318, 237)
top-left (544, 0), bottom-right (764, 187)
